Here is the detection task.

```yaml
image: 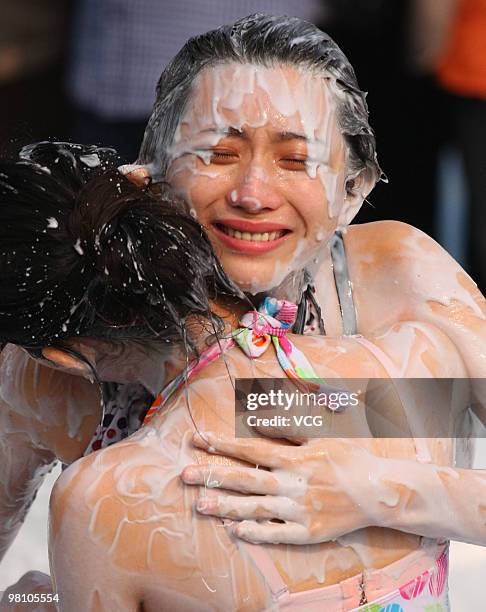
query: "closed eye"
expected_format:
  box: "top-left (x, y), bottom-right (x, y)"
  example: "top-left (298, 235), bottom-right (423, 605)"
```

top-left (195, 149), bottom-right (239, 165)
top-left (280, 158), bottom-right (308, 170)
top-left (212, 152), bottom-right (238, 159)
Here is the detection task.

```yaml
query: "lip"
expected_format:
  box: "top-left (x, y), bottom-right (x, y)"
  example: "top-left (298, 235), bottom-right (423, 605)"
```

top-left (212, 221), bottom-right (291, 254)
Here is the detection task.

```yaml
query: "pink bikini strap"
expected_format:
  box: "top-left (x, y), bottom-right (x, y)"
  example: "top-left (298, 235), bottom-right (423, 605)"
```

top-left (240, 542), bottom-right (289, 601)
top-left (352, 335), bottom-right (433, 463)
top-left (352, 335), bottom-right (401, 378)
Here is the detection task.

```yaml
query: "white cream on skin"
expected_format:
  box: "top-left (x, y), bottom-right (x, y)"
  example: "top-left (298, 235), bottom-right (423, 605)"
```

top-left (166, 63), bottom-right (350, 298)
top-left (47, 317), bottom-right (479, 610)
top-left (0, 337), bottom-right (186, 585)
top-left (4, 55), bottom-right (486, 609)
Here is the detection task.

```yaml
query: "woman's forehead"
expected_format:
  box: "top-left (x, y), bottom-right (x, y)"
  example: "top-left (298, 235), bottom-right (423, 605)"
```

top-left (180, 63), bottom-right (340, 139)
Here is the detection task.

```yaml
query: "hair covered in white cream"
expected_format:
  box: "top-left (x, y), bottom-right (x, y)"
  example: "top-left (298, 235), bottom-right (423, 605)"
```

top-left (137, 13), bottom-right (382, 189)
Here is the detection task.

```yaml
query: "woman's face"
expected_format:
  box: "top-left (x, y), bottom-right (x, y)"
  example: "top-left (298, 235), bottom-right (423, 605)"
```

top-left (167, 63), bottom-right (350, 295)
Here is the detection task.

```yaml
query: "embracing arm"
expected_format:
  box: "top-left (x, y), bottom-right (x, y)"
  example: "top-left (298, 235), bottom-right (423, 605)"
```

top-left (0, 343), bottom-right (101, 606)
top-left (183, 431), bottom-right (486, 547)
top-left (183, 311), bottom-right (482, 547)
top-left (0, 345), bottom-right (61, 561)
top-left (354, 451), bottom-right (486, 545)
top-left (350, 225), bottom-right (486, 547)
top-left (0, 418), bottom-right (56, 562)
top-left (0, 358), bottom-right (58, 610)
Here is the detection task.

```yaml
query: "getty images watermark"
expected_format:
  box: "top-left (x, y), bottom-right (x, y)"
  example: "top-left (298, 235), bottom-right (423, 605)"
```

top-left (245, 388), bottom-right (359, 412)
top-left (234, 378), bottom-right (485, 438)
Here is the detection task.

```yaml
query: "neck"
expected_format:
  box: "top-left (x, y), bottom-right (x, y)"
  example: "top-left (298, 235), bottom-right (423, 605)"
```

top-left (180, 288), bottom-right (304, 378)
top-left (210, 295), bottom-right (254, 328)
top-left (163, 289), bottom-right (304, 392)
top-left (245, 270), bottom-right (310, 310)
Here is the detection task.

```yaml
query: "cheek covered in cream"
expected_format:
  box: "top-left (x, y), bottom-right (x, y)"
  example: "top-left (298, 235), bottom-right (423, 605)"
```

top-left (166, 63), bottom-right (350, 297)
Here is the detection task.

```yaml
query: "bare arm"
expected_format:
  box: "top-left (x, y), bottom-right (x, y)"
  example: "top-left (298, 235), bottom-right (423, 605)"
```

top-left (0, 368), bottom-right (58, 608)
top-left (0, 423), bottom-right (55, 562)
top-left (350, 222), bottom-right (486, 417)
top-left (361, 454), bottom-right (486, 545)
top-left (0, 344), bottom-right (101, 564)
top-left (0, 334), bottom-right (179, 566)
top-left (182, 328), bottom-right (481, 547)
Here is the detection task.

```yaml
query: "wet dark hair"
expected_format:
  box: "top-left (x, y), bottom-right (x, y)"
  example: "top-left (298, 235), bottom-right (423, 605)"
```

top-left (0, 141), bottom-right (242, 356)
top-left (138, 13), bottom-right (382, 188)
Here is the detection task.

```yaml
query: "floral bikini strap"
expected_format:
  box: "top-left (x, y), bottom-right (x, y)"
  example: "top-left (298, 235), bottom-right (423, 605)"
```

top-left (143, 297), bottom-right (327, 425)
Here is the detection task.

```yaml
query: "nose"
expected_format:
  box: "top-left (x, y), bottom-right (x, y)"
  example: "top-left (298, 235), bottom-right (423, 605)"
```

top-left (226, 163), bottom-right (283, 214)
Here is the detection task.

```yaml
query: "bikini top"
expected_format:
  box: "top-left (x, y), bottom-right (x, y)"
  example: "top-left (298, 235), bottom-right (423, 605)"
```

top-left (84, 231), bottom-right (357, 454)
top-left (330, 229), bottom-right (357, 336)
top-left (143, 296), bottom-right (336, 425)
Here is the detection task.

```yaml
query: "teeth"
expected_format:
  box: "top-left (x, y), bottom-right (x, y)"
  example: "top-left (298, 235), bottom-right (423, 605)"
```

top-left (220, 226), bottom-right (285, 241)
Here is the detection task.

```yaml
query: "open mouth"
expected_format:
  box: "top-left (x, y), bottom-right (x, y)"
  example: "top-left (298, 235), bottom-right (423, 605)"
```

top-left (214, 223), bottom-right (290, 242)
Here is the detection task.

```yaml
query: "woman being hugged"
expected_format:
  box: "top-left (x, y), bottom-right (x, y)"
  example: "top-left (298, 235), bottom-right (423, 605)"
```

top-left (0, 140), bottom-right (244, 607)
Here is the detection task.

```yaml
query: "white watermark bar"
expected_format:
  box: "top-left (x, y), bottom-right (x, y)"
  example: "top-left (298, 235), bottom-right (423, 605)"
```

top-left (234, 378), bottom-right (486, 439)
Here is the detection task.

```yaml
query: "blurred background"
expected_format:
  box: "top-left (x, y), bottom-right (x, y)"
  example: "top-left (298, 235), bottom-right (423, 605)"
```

top-left (1, 0), bottom-right (486, 605)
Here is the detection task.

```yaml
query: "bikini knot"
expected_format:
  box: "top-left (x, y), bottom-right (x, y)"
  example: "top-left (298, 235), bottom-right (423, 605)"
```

top-left (233, 297), bottom-right (297, 358)
top-left (144, 297), bottom-right (332, 428)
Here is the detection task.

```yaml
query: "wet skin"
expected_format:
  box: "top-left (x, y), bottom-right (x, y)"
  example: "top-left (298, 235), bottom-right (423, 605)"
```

top-left (2, 62), bottom-right (486, 609)
top-left (48, 319), bottom-right (469, 611)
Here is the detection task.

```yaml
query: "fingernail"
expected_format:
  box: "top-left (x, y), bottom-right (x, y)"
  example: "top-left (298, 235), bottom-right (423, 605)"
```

top-left (181, 467), bottom-right (199, 484)
top-left (193, 432), bottom-right (211, 449)
top-left (234, 524), bottom-right (246, 539)
top-left (196, 498), bottom-right (212, 513)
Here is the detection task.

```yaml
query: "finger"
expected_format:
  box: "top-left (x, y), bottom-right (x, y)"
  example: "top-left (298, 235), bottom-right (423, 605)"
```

top-left (118, 164), bottom-right (151, 187)
top-left (41, 347), bottom-right (93, 379)
top-left (181, 465), bottom-right (281, 495)
top-left (251, 420), bottom-right (307, 441)
top-left (284, 437), bottom-right (308, 445)
top-left (196, 495), bottom-right (301, 522)
top-left (192, 432), bottom-right (297, 468)
top-left (233, 520), bottom-right (310, 545)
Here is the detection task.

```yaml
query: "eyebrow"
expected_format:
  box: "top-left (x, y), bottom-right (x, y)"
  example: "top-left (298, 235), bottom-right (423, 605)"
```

top-left (276, 132), bottom-right (330, 146)
top-left (275, 131), bottom-right (308, 142)
top-left (198, 127), bottom-right (323, 144)
top-left (198, 127), bottom-right (246, 138)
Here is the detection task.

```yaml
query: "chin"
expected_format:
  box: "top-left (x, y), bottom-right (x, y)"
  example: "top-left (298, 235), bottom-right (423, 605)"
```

top-left (233, 269), bottom-right (308, 303)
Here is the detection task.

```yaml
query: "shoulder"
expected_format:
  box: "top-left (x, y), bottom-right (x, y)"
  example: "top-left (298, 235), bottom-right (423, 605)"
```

top-left (343, 221), bottom-right (485, 324)
top-left (49, 433), bottom-right (188, 565)
top-left (49, 436), bottom-right (267, 609)
top-left (345, 220), bottom-right (453, 267)
top-left (49, 444), bottom-right (144, 608)
top-left (49, 440), bottom-right (158, 603)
